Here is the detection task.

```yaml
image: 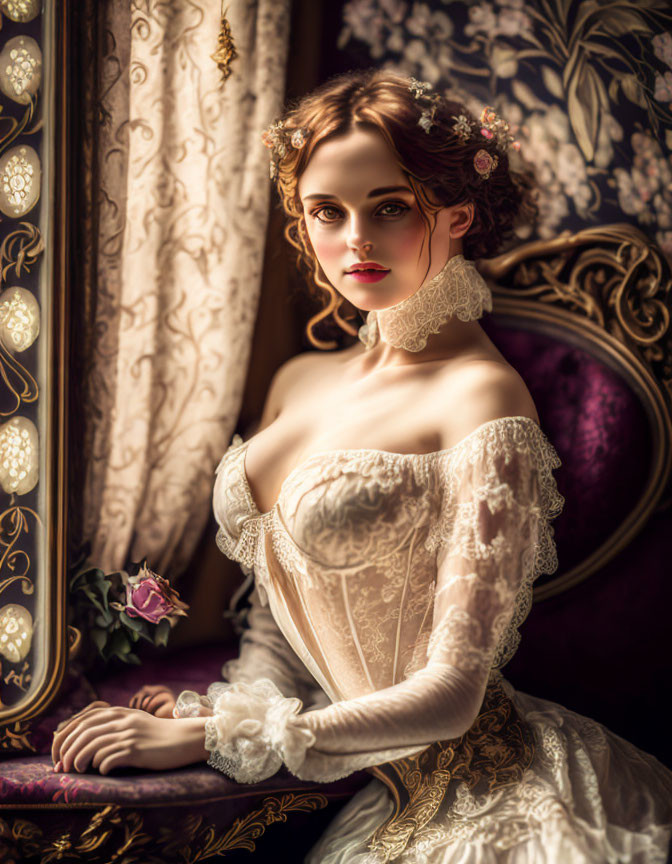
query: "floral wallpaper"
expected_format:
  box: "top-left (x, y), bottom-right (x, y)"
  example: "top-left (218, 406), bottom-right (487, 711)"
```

top-left (337, 0), bottom-right (672, 260)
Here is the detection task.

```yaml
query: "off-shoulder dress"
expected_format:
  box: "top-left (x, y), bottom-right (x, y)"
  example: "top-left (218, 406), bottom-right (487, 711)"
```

top-left (175, 416), bottom-right (672, 863)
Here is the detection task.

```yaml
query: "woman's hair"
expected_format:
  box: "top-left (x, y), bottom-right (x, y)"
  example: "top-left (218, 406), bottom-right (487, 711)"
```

top-left (267, 68), bottom-right (537, 349)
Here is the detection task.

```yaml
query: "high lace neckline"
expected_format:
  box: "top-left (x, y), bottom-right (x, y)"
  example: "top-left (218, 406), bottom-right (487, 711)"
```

top-left (358, 254), bottom-right (493, 352)
top-left (236, 414), bottom-right (543, 518)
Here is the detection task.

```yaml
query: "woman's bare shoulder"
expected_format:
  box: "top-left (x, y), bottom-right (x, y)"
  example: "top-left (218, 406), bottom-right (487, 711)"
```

top-left (260, 346), bottom-right (350, 426)
top-left (433, 356), bottom-right (538, 448)
top-left (275, 346), bottom-right (350, 391)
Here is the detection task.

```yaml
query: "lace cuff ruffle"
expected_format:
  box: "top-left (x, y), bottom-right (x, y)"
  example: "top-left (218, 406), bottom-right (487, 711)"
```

top-left (181, 678), bottom-right (315, 784)
top-left (173, 690), bottom-right (215, 718)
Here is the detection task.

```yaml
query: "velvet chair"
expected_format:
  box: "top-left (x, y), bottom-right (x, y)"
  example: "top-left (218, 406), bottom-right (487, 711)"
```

top-left (2, 223), bottom-right (671, 862)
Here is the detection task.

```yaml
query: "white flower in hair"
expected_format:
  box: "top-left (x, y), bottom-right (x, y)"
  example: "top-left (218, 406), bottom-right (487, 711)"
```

top-left (408, 77), bottom-right (441, 134)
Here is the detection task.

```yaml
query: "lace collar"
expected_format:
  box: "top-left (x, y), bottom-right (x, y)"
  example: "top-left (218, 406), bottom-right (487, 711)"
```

top-left (358, 254), bottom-right (492, 353)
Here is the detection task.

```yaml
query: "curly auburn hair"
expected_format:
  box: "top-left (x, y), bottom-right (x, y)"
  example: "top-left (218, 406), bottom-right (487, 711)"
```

top-left (267, 69), bottom-right (537, 350)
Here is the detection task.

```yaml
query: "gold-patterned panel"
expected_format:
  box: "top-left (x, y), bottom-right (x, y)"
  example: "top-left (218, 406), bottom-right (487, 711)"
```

top-left (0, 1), bottom-right (69, 747)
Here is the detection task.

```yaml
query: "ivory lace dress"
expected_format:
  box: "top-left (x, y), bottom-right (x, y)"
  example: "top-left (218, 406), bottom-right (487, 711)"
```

top-left (174, 415), bottom-right (672, 863)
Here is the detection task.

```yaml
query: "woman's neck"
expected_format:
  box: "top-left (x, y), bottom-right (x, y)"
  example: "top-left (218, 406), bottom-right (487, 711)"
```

top-left (346, 317), bottom-right (485, 378)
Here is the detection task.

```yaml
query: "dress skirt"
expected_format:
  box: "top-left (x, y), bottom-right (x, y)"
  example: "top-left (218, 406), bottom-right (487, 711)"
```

top-left (305, 681), bottom-right (672, 864)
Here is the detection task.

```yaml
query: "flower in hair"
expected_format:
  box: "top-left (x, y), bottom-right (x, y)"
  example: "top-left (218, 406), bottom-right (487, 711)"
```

top-left (479, 105), bottom-right (516, 152)
top-left (408, 77), bottom-right (433, 99)
top-left (261, 120), bottom-right (287, 157)
top-left (261, 120), bottom-right (309, 180)
top-left (408, 77), bottom-right (441, 134)
top-left (418, 112), bottom-right (435, 133)
top-left (290, 128), bottom-right (307, 149)
top-left (473, 148), bottom-right (499, 180)
top-left (452, 114), bottom-right (472, 143)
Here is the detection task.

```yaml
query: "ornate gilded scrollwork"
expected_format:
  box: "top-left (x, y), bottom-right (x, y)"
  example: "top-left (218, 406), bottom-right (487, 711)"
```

top-left (197, 791), bottom-right (329, 855)
top-left (0, 792), bottom-right (330, 862)
top-left (0, 0), bottom-right (65, 753)
top-left (0, 221), bottom-right (44, 280)
top-left (0, 505), bottom-right (38, 590)
top-left (0, 80), bottom-right (39, 159)
top-left (0, 223), bottom-right (42, 412)
top-left (0, 717), bottom-right (33, 751)
top-left (481, 224), bottom-right (672, 406)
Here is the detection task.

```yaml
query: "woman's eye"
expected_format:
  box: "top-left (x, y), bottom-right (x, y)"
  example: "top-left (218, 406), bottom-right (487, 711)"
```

top-left (311, 201), bottom-right (409, 224)
top-left (378, 202), bottom-right (409, 217)
top-left (313, 206), bottom-right (341, 223)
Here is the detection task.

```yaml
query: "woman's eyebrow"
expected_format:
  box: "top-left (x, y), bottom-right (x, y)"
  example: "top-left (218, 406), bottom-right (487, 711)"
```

top-left (303, 185), bottom-right (413, 202)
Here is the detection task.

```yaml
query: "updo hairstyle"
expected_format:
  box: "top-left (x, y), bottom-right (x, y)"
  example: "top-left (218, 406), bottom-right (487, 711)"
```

top-left (267, 69), bottom-right (536, 349)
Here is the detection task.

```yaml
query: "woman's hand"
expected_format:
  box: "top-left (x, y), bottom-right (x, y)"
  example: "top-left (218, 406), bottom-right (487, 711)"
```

top-left (51, 701), bottom-right (208, 775)
top-left (128, 684), bottom-right (177, 718)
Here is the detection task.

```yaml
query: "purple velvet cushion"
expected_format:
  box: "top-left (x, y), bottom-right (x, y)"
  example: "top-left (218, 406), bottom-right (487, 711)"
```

top-left (0, 754), bottom-right (362, 807)
top-left (482, 318), bottom-right (651, 578)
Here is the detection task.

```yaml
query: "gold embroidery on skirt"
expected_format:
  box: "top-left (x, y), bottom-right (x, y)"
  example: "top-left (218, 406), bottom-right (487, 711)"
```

top-left (366, 677), bottom-right (535, 862)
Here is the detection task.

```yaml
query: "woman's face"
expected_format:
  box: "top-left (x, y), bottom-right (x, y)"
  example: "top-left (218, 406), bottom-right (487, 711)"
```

top-left (298, 125), bottom-right (470, 311)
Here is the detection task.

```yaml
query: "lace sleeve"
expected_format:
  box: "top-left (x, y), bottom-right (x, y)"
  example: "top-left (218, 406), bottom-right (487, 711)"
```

top-left (198, 421), bottom-right (563, 784)
top-left (173, 585), bottom-right (329, 721)
top-left (221, 586), bottom-right (329, 709)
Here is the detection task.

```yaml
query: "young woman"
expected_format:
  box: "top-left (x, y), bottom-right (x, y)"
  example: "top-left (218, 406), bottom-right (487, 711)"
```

top-left (53, 70), bottom-right (672, 862)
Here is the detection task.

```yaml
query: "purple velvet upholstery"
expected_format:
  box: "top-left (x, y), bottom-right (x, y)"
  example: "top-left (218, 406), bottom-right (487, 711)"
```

top-left (482, 318), bottom-right (651, 577)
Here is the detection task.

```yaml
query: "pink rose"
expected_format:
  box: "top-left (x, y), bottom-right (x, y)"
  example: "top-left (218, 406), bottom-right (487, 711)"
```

top-left (473, 148), bottom-right (499, 179)
top-left (124, 564), bottom-right (189, 625)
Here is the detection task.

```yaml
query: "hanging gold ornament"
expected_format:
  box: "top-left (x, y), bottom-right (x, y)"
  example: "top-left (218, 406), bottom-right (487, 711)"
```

top-left (211, 5), bottom-right (237, 83)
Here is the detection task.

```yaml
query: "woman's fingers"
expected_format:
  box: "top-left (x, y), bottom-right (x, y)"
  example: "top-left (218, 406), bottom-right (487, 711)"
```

top-left (145, 692), bottom-right (175, 715)
top-left (68, 731), bottom-right (122, 774)
top-left (54, 707), bottom-right (119, 767)
top-left (54, 701), bottom-right (110, 733)
top-left (91, 739), bottom-right (123, 771)
top-left (128, 685), bottom-right (173, 711)
top-left (52, 702), bottom-right (110, 764)
top-left (60, 719), bottom-right (124, 773)
top-left (99, 747), bottom-right (133, 776)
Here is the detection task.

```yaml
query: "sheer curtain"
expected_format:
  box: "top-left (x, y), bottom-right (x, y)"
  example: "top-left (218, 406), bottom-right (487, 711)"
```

top-left (76, 0), bottom-right (291, 576)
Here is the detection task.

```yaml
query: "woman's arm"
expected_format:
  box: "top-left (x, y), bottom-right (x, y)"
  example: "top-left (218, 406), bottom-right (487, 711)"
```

top-left (222, 586), bottom-right (329, 708)
top-left (173, 586), bottom-right (329, 720)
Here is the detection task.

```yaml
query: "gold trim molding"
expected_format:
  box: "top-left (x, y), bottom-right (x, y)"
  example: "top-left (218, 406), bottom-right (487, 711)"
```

top-left (0, 792), bottom-right (330, 862)
top-left (481, 223), bottom-right (672, 599)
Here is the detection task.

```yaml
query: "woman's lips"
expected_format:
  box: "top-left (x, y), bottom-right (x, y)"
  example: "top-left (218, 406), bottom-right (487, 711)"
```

top-left (346, 269), bottom-right (390, 283)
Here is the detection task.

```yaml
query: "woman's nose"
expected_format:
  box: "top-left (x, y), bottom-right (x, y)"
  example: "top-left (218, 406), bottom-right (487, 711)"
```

top-left (346, 219), bottom-right (373, 256)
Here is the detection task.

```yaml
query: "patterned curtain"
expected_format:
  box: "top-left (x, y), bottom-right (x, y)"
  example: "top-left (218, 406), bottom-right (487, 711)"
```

top-left (73, 0), bottom-right (291, 576)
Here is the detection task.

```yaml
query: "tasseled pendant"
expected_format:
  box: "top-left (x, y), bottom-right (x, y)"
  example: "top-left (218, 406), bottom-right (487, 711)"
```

top-left (211, 5), bottom-right (238, 83)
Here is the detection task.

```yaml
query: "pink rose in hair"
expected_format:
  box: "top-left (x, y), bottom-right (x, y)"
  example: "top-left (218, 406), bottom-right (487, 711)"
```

top-left (473, 149), bottom-right (499, 179)
top-left (124, 564), bottom-right (189, 625)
